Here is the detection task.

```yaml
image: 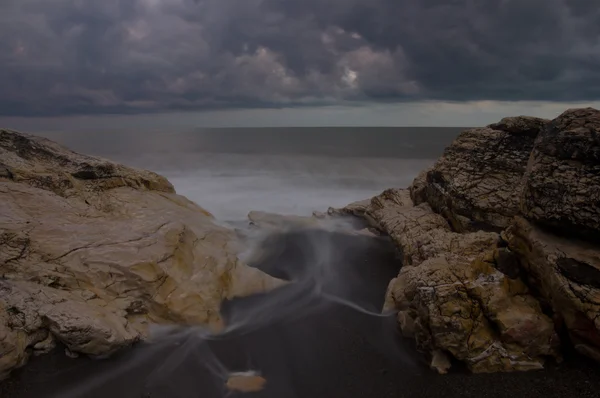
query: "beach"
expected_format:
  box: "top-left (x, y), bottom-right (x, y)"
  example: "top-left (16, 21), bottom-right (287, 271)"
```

top-left (2, 228), bottom-right (599, 398)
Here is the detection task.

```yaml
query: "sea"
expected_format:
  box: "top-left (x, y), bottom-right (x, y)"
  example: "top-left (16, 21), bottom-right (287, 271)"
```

top-left (36, 127), bottom-right (462, 221)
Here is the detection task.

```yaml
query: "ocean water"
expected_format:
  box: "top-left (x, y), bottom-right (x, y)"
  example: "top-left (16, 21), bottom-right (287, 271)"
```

top-left (38, 127), bottom-right (462, 221)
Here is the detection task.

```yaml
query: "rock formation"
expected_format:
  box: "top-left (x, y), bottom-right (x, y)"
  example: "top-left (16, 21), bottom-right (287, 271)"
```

top-left (411, 116), bottom-right (548, 232)
top-left (508, 107), bottom-right (600, 361)
top-left (355, 189), bottom-right (559, 373)
top-left (0, 130), bottom-right (283, 379)
top-left (505, 217), bottom-right (600, 362)
top-left (520, 108), bottom-right (600, 241)
top-left (335, 108), bottom-right (600, 373)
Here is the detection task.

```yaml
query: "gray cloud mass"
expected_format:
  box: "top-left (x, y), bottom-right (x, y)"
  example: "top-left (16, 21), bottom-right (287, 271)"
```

top-left (1, 0), bottom-right (599, 116)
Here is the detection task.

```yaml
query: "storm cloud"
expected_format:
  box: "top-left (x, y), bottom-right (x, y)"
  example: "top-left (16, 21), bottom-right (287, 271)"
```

top-left (1, 0), bottom-right (599, 116)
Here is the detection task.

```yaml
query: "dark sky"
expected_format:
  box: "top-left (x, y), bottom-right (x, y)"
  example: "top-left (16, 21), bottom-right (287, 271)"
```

top-left (1, 0), bottom-right (599, 119)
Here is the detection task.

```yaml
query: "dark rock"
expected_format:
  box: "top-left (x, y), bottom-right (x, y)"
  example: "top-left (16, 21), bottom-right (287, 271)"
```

top-left (410, 116), bottom-right (549, 232)
top-left (506, 217), bottom-right (600, 364)
top-left (489, 116), bottom-right (550, 137)
top-left (494, 248), bottom-right (521, 279)
top-left (556, 257), bottom-right (600, 289)
top-left (0, 163), bottom-right (13, 180)
top-left (71, 163), bottom-right (118, 180)
top-left (520, 108), bottom-right (600, 242)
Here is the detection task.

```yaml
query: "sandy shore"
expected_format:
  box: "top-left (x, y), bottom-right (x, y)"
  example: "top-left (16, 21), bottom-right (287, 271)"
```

top-left (2, 229), bottom-right (599, 398)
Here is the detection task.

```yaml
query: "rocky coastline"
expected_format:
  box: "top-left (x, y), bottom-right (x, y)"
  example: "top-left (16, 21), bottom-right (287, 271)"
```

top-left (331, 107), bottom-right (600, 373)
top-left (1, 107), bottom-right (599, 387)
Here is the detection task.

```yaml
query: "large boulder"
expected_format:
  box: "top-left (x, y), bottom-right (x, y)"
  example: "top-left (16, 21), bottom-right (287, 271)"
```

top-left (334, 108), bottom-right (600, 371)
top-left (411, 116), bottom-right (549, 232)
top-left (338, 189), bottom-right (558, 373)
top-left (520, 108), bottom-right (600, 241)
top-left (508, 108), bottom-right (600, 363)
top-left (0, 130), bottom-right (283, 379)
top-left (390, 253), bottom-right (558, 373)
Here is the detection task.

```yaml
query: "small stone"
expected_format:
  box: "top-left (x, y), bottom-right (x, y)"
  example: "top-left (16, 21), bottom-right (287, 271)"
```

top-left (226, 371), bottom-right (266, 393)
top-left (430, 350), bottom-right (452, 374)
top-left (312, 211), bottom-right (327, 219)
top-left (33, 334), bottom-right (56, 356)
top-left (64, 348), bottom-right (79, 359)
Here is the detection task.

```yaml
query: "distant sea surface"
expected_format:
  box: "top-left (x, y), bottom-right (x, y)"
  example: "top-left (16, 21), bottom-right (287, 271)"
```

top-left (37, 127), bottom-right (464, 221)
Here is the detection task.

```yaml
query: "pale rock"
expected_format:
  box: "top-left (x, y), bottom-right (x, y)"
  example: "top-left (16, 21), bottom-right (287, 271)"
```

top-left (430, 350), bottom-right (452, 374)
top-left (248, 211), bottom-right (322, 230)
top-left (32, 333), bottom-right (56, 356)
top-left (312, 211), bottom-right (327, 219)
top-left (391, 253), bottom-right (557, 372)
top-left (327, 198), bottom-right (371, 217)
top-left (0, 129), bottom-right (284, 379)
top-left (247, 210), bottom-right (372, 237)
top-left (226, 371), bottom-right (267, 392)
top-left (396, 309), bottom-right (416, 338)
top-left (0, 304), bottom-right (27, 380)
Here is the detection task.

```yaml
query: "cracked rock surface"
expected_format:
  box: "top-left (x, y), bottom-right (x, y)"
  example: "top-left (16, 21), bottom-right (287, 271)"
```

top-left (342, 189), bottom-right (558, 373)
top-left (333, 108), bottom-right (600, 372)
top-left (506, 217), bottom-right (600, 362)
top-left (0, 130), bottom-right (283, 379)
top-left (511, 108), bottom-right (600, 361)
top-left (520, 108), bottom-right (600, 242)
top-left (411, 116), bottom-right (548, 232)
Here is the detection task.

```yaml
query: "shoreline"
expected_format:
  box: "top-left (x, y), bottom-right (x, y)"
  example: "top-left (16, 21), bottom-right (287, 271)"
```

top-left (2, 228), bottom-right (600, 398)
top-left (3, 110), bottom-right (600, 395)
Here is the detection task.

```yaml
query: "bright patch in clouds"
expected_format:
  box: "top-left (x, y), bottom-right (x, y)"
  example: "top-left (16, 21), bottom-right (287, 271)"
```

top-left (342, 69), bottom-right (358, 88)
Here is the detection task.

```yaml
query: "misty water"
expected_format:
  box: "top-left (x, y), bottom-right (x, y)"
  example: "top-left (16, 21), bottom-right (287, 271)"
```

top-left (37, 127), bottom-right (458, 221)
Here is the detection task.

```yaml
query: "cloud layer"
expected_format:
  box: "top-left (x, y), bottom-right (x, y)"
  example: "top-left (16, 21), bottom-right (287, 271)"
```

top-left (1, 0), bottom-right (599, 116)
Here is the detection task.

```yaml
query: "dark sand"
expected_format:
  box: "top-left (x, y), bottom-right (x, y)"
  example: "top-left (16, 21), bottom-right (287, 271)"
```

top-left (2, 229), bottom-right (599, 398)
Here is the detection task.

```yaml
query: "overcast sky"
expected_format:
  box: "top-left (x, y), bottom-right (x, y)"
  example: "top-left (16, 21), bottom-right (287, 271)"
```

top-left (1, 0), bottom-right (599, 128)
